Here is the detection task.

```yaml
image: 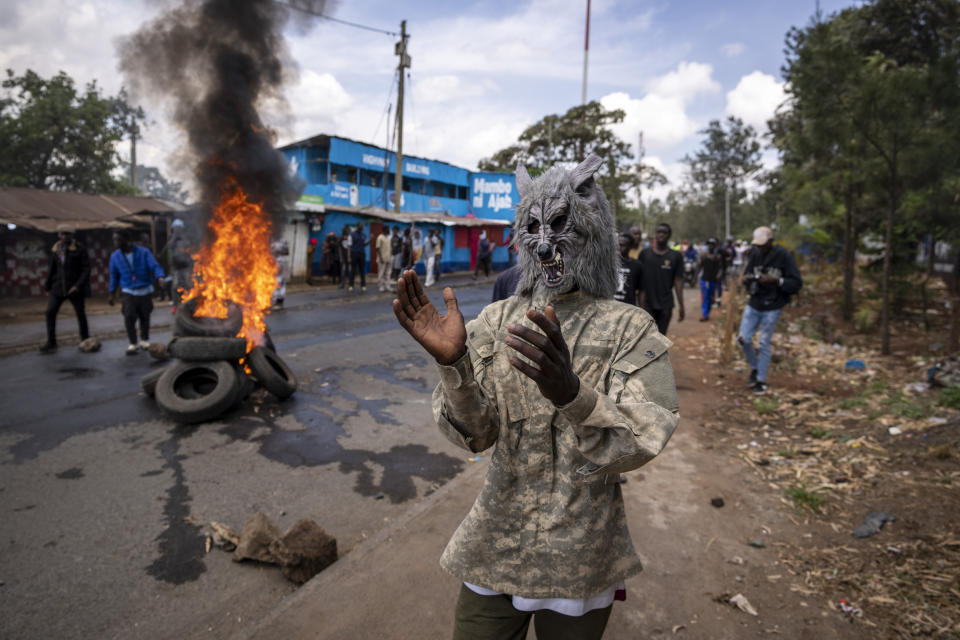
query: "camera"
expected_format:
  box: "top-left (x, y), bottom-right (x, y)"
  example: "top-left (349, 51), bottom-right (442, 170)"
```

top-left (744, 272), bottom-right (761, 296)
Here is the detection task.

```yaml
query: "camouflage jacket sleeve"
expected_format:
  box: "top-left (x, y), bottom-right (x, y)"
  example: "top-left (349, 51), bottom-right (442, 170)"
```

top-left (556, 323), bottom-right (679, 476)
top-left (431, 311), bottom-right (501, 453)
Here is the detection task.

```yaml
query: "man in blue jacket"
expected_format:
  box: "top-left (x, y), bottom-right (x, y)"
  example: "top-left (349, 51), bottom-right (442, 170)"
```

top-left (108, 230), bottom-right (165, 355)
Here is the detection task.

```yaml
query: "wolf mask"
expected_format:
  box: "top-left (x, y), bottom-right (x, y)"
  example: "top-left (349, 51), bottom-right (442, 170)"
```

top-left (513, 154), bottom-right (619, 304)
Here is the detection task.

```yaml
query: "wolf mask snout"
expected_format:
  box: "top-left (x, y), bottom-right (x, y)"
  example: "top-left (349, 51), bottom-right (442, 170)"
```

top-left (537, 242), bottom-right (555, 262)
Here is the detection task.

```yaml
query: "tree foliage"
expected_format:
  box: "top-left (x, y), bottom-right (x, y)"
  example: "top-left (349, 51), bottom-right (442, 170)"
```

top-left (774, 0), bottom-right (960, 353)
top-left (478, 101), bottom-right (665, 224)
top-left (682, 116), bottom-right (763, 238)
top-left (0, 68), bottom-right (144, 193)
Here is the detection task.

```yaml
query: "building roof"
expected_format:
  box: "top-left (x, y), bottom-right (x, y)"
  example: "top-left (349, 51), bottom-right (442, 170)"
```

top-left (0, 187), bottom-right (178, 232)
top-left (309, 202), bottom-right (512, 228)
top-left (279, 133), bottom-right (473, 174)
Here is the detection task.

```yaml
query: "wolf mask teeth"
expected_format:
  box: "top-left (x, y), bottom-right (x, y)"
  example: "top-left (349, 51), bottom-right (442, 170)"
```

top-left (540, 251), bottom-right (564, 287)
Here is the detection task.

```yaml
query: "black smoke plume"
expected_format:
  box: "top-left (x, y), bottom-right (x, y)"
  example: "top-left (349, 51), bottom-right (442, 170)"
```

top-left (117, 0), bottom-right (326, 225)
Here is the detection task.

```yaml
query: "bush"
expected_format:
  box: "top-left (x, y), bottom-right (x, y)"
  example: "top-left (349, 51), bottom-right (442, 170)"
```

top-left (939, 386), bottom-right (960, 409)
top-left (854, 298), bottom-right (880, 332)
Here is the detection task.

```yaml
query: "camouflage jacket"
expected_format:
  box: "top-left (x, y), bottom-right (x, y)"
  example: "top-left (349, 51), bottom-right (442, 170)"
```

top-left (433, 290), bottom-right (680, 599)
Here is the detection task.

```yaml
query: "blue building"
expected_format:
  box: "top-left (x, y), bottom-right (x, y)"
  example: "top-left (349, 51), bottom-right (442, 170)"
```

top-left (278, 134), bottom-right (517, 281)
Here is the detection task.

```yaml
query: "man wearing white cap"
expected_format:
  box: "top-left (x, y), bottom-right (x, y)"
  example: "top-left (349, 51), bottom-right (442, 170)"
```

top-left (738, 226), bottom-right (802, 394)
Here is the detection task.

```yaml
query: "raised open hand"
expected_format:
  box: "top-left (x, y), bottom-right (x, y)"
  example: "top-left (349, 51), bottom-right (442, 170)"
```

top-left (505, 306), bottom-right (580, 406)
top-left (393, 270), bottom-right (466, 365)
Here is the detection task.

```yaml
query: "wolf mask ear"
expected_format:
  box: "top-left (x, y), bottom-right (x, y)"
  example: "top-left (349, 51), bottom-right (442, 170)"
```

top-left (569, 154), bottom-right (603, 201)
top-left (516, 162), bottom-right (533, 200)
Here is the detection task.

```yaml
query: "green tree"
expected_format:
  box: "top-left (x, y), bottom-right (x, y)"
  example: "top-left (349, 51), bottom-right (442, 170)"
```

top-left (683, 116), bottom-right (762, 238)
top-left (0, 69), bottom-right (144, 193)
top-left (776, 0), bottom-right (960, 353)
top-left (122, 163), bottom-right (190, 204)
top-left (478, 101), bottom-right (663, 224)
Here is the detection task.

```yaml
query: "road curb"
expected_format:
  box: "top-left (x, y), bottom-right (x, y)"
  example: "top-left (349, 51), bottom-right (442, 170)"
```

top-left (237, 457), bottom-right (489, 640)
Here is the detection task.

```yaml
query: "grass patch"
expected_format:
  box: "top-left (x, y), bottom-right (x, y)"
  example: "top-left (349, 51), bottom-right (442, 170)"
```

top-left (882, 391), bottom-right (932, 420)
top-left (809, 426), bottom-right (834, 439)
top-left (866, 378), bottom-right (889, 396)
top-left (837, 396), bottom-right (868, 410)
top-left (753, 397), bottom-right (780, 415)
top-left (938, 386), bottom-right (960, 409)
top-left (785, 485), bottom-right (826, 513)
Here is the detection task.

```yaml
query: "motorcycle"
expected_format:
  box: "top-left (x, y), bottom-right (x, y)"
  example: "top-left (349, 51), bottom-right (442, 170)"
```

top-left (683, 258), bottom-right (697, 288)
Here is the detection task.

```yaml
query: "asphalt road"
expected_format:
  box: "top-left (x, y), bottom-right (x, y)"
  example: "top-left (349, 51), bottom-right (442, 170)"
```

top-left (0, 275), bottom-right (497, 640)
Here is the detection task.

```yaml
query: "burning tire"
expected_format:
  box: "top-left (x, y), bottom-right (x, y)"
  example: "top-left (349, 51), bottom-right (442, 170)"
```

top-left (234, 364), bottom-right (256, 407)
top-left (247, 346), bottom-right (297, 400)
top-left (155, 360), bottom-right (240, 424)
top-left (167, 336), bottom-right (247, 362)
top-left (174, 298), bottom-right (243, 338)
top-left (141, 365), bottom-right (170, 397)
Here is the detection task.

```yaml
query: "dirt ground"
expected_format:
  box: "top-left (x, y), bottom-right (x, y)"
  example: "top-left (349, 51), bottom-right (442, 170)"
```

top-left (660, 272), bottom-right (960, 639)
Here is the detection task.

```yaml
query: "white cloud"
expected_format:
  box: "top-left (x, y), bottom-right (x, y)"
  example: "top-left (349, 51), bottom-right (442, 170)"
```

top-left (602, 92), bottom-right (697, 152)
top-left (598, 60), bottom-right (722, 162)
top-left (725, 71), bottom-right (786, 134)
top-left (721, 42), bottom-right (745, 57)
top-left (411, 75), bottom-right (498, 105)
top-left (646, 61), bottom-right (721, 104)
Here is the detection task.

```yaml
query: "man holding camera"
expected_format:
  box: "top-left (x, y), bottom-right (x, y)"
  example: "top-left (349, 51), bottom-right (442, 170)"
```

top-left (738, 226), bottom-right (802, 395)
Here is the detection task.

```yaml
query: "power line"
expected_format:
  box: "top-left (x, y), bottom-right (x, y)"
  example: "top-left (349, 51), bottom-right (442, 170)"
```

top-left (277, 2), bottom-right (401, 36)
top-left (371, 70), bottom-right (399, 145)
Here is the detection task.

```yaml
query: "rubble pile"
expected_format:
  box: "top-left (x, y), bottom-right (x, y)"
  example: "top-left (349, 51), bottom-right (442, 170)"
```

top-left (208, 513), bottom-right (337, 584)
top-left (141, 299), bottom-right (297, 423)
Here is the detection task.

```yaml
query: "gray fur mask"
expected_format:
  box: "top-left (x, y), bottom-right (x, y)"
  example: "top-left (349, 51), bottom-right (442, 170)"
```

top-left (513, 154), bottom-right (619, 304)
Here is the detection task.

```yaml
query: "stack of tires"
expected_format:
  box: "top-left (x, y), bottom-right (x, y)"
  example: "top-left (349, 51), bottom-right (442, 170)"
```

top-left (141, 299), bottom-right (297, 424)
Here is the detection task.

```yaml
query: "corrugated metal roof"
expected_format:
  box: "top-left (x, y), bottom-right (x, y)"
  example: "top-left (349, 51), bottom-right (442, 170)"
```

top-left (308, 202), bottom-right (512, 228)
top-left (0, 187), bottom-right (177, 232)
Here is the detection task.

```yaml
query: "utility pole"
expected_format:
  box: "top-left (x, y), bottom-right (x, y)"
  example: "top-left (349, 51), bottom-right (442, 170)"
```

top-left (383, 103), bottom-right (391, 208)
top-left (130, 126), bottom-right (137, 190)
top-left (393, 20), bottom-right (410, 213)
top-left (547, 118), bottom-right (553, 164)
top-left (724, 182), bottom-right (731, 239)
top-left (581, 0), bottom-right (591, 105)
top-left (636, 131), bottom-right (644, 206)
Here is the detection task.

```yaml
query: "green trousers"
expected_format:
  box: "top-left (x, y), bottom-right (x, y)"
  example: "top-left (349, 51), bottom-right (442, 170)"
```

top-left (452, 584), bottom-right (612, 640)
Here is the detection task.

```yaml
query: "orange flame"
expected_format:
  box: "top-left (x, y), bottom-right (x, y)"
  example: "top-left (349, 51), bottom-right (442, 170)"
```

top-left (184, 181), bottom-right (277, 351)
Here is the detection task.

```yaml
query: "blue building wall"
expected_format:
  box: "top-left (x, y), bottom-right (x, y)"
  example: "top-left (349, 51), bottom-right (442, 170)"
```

top-left (282, 135), bottom-right (518, 276)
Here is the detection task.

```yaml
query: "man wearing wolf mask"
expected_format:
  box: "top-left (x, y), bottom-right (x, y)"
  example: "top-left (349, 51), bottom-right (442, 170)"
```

top-left (394, 154), bottom-right (679, 640)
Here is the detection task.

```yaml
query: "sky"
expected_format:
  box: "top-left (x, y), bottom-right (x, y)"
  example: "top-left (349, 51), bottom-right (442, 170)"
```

top-left (0, 0), bottom-right (861, 201)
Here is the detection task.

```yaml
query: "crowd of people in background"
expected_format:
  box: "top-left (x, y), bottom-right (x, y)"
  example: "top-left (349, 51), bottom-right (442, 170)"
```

top-left (37, 220), bottom-right (800, 396)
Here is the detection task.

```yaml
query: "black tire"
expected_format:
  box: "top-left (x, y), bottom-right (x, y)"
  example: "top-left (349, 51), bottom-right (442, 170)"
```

top-left (232, 364), bottom-right (256, 407)
top-left (141, 366), bottom-right (169, 397)
top-left (167, 336), bottom-right (247, 362)
top-left (247, 346), bottom-right (297, 399)
top-left (174, 298), bottom-right (243, 337)
top-left (154, 360), bottom-right (240, 424)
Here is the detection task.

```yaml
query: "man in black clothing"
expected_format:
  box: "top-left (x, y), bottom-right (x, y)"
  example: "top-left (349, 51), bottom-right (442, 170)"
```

top-left (390, 226), bottom-right (403, 280)
top-left (348, 221), bottom-right (369, 292)
top-left (697, 237), bottom-right (724, 321)
top-left (491, 264), bottom-right (521, 302)
top-left (614, 233), bottom-right (643, 306)
top-left (637, 223), bottom-right (685, 334)
top-left (41, 224), bottom-right (91, 353)
top-left (738, 226), bottom-right (803, 395)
